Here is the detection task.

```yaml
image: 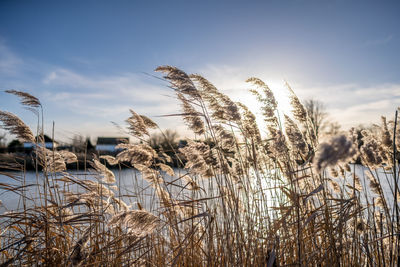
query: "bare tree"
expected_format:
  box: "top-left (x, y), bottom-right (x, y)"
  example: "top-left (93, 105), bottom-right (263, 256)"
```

top-left (304, 99), bottom-right (328, 139)
top-left (324, 121), bottom-right (341, 137)
top-left (304, 99), bottom-right (341, 139)
top-left (149, 129), bottom-right (179, 150)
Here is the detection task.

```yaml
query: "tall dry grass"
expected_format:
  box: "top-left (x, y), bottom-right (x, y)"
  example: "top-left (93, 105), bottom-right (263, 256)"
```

top-left (0, 67), bottom-right (399, 266)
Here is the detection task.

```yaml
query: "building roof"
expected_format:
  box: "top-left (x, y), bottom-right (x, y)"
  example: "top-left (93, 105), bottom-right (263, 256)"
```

top-left (96, 137), bottom-right (129, 145)
top-left (32, 134), bottom-right (58, 144)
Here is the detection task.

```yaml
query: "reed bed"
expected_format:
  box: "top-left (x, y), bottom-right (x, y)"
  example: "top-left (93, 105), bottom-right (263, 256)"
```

top-left (0, 66), bottom-right (399, 266)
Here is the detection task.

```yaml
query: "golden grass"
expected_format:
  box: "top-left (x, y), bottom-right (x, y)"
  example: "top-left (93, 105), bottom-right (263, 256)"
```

top-left (0, 68), bottom-right (399, 266)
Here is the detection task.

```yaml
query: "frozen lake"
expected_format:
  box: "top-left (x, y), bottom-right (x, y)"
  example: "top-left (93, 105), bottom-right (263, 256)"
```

top-left (0, 165), bottom-right (398, 214)
top-left (0, 168), bottom-right (197, 212)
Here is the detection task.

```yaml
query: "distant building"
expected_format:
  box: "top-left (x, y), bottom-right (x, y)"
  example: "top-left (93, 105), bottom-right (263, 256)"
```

top-left (96, 137), bottom-right (129, 153)
top-left (23, 135), bottom-right (58, 150)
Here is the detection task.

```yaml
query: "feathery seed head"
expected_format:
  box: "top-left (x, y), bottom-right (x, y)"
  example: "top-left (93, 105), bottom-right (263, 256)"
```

top-left (109, 210), bottom-right (160, 237)
top-left (0, 111), bottom-right (35, 142)
top-left (92, 158), bottom-right (116, 184)
top-left (99, 155), bottom-right (119, 165)
top-left (380, 116), bottom-right (392, 149)
top-left (156, 65), bottom-right (201, 99)
top-left (247, 78), bottom-right (278, 125)
top-left (59, 150), bottom-right (78, 164)
top-left (284, 115), bottom-right (308, 157)
top-left (177, 93), bottom-right (205, 135)
top-left (313, 134), bottom-right (356, 173)
top-left (126, 109), bottom-right (149, 137)
top-left (5, 89), bottom-right (41, 108)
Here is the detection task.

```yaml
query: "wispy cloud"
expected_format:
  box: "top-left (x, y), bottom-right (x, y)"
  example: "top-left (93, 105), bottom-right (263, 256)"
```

top-left (0, 41), bottom-right (23, 76)
top-left (40, 68), bottom-right (186, 137)
top-left (42, 68), bottom-right (172, 104)
top-left (364, 34), bottom-right (394, 46)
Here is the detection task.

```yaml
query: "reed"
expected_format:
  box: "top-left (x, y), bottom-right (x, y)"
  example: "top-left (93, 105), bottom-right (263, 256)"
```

top-left (0, 67), bottom-right (399, 266)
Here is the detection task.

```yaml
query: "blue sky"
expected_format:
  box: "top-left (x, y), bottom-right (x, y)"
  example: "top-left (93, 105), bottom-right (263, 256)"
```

top-left (1, 0), bottom-right (400, 143)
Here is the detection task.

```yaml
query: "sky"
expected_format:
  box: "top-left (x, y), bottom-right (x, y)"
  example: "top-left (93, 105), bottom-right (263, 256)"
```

top-left (1, 0), bottom-right (400, 143)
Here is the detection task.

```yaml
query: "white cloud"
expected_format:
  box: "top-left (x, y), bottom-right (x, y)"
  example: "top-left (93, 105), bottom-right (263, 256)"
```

top-left (196, 64), bottom-right (400, 129)
top-left (42, 68), bottom-right (173, 104)
top-left (295, 83), bottom-right (400, 127)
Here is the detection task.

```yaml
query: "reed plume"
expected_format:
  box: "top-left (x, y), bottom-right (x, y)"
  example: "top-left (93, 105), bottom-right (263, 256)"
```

top-left (59, 150), bottom-right (78, 164)
top-left (126, 109), bottom-right (154, 137)
top-left (5, 89), bottom-right (42, 108)
top-left (284, 114), bottom-right (308, 157)
top-left (35, 146), bottom-right (67, 172)
top-left (109, 210), bottom-right (160, 237)
top-left (140, 114), bottom-right (158, 129)
top-left (313, 134), bottom-right (356, 172)
top-left (92, 158), bottom-right (116, 183)
top-left (99, 155), bottom-right (119, 165)
top-left (247, 77), bottom-right (278, 125)
top-left (191, 74), bottom-right (241, 122)
top-left (360, 132), bottom-right (384, 169)
top-left (179, 140), bottom-right (213, 177)
top-left (157, 163), bottom-right (175, 176)
top-left (0, 111), bottom-right (35, 142)
top-left (237, 102), bottom-right (262, 143)
top-left (116, 143), bottom-right (154, 167)
top-left (176, 93), bottom-right (205, 135)
top-left (286, 82), bottom-right (308, 124)
top-left (155, 65), bottom-right (201, 99)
